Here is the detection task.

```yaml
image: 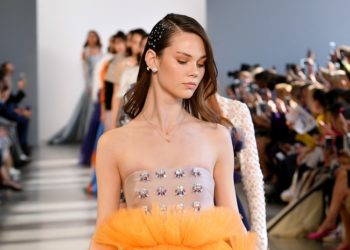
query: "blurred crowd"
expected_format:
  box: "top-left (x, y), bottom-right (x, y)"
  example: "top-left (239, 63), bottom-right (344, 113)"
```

top-left (227, 46), bottom-right (350, 249)
top-left (0, 62), bottom-right (31, 192)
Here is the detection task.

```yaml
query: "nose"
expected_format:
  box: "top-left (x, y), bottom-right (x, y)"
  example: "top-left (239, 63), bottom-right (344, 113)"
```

top-left (189, 63), bottom-right (199, 78)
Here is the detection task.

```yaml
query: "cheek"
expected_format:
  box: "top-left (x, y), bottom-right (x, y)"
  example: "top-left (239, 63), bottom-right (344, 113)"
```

top-left (161, 61), bottom-right (182, 78)
top-left (198, 68), bottom-right (205, 80)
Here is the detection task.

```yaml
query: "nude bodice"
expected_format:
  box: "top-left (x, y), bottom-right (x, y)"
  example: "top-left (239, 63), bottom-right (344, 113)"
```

top-left (123, 167), bottom-right (215, 212)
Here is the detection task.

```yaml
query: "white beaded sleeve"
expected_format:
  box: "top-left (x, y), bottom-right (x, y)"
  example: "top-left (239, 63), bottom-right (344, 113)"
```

top-left (217, 95), bottom-right (268, 250)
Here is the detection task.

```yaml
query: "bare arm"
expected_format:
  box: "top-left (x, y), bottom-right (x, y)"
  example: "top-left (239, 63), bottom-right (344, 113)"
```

top-left (213, 125), bottom-right (239, 213)
top-left (82, 50), bottom-right (87, 61)
top-left (95, 133), bottom-right (121, 224)
top-left (89, 132), bottom-right (121, 250)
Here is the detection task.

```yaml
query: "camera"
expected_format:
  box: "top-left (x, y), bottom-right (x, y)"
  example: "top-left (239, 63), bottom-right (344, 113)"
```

top-left (227, 63), bottom-right (253, 79)
top-left (227, 70), bottom-right (240, 79)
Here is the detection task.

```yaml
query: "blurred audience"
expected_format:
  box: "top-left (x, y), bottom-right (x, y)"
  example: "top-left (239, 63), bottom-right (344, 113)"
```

top-left (226, 46), bottom-right (350, 249)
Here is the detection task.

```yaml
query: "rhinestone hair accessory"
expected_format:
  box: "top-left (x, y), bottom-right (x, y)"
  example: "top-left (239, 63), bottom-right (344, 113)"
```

top-left (148, 22), bottom-right (166, 50)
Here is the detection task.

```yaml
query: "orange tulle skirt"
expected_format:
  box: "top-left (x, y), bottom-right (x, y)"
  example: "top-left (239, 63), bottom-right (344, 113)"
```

top-left (92, 206), bottom-right (257, 250)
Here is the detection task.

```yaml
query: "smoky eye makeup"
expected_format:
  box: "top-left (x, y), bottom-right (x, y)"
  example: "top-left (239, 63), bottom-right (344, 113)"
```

top-left (176, 57), bottom-right (188, 64)
top-left (174, 51), bottom-right (207, 67)
top-left (197, 59), bottom-right (206, 67)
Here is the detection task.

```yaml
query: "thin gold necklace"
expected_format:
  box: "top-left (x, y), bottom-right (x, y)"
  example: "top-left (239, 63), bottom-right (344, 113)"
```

top-left (141, 113), bottom-right (186, 143)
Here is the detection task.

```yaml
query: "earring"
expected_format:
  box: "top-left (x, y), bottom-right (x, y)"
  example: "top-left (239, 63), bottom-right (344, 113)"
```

top-left (146, 66), bottom-right (150, 71)
top-left (151, 68), bottom-right (158, 73)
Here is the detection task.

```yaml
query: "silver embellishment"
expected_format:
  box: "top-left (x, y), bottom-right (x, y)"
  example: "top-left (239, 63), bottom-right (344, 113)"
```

top-left (175, 185), bottom-right (186, 196)
top-left (156, 186), bottom-right (167, 196)
top-left (192, 183), bottom-right (203, 193)
top-left (160, 204), bottom-right (167, 212)
top-left (155, 169), bottom-right (167, 179)
top-left (193, 201), bottom-right (201, 211)
top-left (175, 169), bottom-right (185, 178)
top-left (148, 24), bottom-right (166, 49)
top-left (191, 168), bottom-right (201, 177)
top-left (139, 171), bottom-right (150, 182)
top-left (138, 188), bottom-right (149, 199)
top-left (176, 203), bottom-right (184, 210)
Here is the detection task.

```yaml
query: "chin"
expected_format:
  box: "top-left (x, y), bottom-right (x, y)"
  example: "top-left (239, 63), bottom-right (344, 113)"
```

top-left (179, 90), bottom-right (196, 100)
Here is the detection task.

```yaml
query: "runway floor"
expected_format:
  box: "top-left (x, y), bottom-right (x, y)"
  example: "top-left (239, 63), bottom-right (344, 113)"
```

top-left (0, 145), bottom-right (339, 250)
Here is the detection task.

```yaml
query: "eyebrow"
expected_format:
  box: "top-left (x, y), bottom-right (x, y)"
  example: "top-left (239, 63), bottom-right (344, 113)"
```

top-left (176, 51), bottom-right (207, 59)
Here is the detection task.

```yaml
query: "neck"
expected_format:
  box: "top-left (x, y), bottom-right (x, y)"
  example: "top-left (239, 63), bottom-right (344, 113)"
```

top-left (141, 80), bottom-right (186, 130)
top-left (130, 53), bottom-right (139, 62)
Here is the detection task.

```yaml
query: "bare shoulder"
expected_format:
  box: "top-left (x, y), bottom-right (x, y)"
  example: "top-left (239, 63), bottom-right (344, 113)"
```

top-left (191, 118), bottom-right (231, 143)
top-left (209, 123), bottom-right (231, 144)
top-left (97, 125), bottom-right (133, 153)
top-left (193, 119), bottom-right (233, 164)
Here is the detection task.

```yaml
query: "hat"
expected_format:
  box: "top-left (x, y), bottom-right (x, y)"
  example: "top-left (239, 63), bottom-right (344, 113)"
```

top-left (339, 45), bottom-right (350, 57)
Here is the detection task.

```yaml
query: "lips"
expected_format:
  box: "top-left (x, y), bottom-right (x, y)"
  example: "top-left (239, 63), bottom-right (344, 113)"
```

top-left (183, 82), bottom-right (197, 89)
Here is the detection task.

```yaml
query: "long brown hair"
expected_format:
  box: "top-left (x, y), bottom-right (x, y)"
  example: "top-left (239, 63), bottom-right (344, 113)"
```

top-left (124, 13), bottom-right (231, 127)
top-left (84, 30), bottom-right (102, 48)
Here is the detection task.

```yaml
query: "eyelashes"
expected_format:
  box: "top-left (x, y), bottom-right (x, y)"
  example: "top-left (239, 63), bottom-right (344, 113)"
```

top-left (177, 60), bottom-right (205, 68)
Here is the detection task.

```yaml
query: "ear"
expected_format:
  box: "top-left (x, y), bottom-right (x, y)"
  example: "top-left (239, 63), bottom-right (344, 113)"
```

top-left (145, 49), bottom-right (159, 70)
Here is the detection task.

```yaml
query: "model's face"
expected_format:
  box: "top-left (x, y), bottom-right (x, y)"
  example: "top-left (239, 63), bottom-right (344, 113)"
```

top-left (114, 38), bottom-right (126, 54)
top-left (130, 34), bottom-right (143, 56)
top-left (155, 32), bottom-right (206, 99)
top-left (87, 32), bottom-right (98, 46)
top-left (239, 71), bottom-right (253, 85)
top-left (5, 63), bottom-right (14, 75)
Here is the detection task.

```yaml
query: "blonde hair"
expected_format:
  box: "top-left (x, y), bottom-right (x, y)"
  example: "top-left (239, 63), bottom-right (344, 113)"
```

top-left (275, 83), bottom-right (292, 100)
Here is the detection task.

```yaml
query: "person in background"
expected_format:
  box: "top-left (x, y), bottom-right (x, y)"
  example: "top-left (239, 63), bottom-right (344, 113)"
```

top-left (48, 30), bottom-right (102, 144)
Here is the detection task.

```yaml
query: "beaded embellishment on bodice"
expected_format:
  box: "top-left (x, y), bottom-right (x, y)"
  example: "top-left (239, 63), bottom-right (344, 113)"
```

top-left (123, 167), bottom-right (215, 212)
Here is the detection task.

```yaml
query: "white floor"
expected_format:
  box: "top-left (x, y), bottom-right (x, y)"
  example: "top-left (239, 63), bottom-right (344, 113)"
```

top-left (0, 146), bottom-right (96, 250)
top-left (0, 145), bottom-right (340, 250)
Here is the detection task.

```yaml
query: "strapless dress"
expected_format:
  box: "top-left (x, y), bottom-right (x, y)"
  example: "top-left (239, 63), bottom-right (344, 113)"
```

top-left (93, 167), bottom-right (256, 250)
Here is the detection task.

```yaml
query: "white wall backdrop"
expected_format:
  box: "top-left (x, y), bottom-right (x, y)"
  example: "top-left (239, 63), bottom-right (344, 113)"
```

top-left (37, 0), bottom-right (206, 142)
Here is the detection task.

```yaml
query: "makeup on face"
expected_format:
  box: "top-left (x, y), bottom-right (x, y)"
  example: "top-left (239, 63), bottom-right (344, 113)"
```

top-left (175, 51), bottom-right (206, 68)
